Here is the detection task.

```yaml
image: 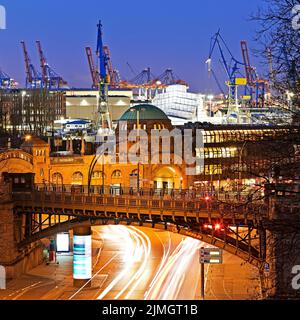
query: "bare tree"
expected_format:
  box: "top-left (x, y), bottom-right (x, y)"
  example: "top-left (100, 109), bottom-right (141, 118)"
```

top-left (253, 0), bottom-right (300, 109)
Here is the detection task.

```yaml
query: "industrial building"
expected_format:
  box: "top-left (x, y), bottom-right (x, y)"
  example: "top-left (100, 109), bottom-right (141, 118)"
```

top-left (64, 89), bottom-right (132, 125)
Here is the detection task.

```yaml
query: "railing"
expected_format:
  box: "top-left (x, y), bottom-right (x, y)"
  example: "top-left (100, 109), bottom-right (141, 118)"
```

top-left (33, 183), bottom-right (264, 204)
top-left (13, 187), bottom-right (267, 220)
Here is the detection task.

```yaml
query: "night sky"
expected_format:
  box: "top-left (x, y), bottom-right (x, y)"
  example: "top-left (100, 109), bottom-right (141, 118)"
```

top-left (0, 0), bottom-right (265, 93)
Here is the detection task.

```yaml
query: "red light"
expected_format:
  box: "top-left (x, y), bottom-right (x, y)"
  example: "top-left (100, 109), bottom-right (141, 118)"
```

top-left (205, 196), bottom-right (210, 201)
top-left (214, 223), bottom-right (222, 231)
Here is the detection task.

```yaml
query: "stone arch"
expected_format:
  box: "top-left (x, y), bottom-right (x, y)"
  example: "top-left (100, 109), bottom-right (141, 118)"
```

top-left (152, 165), bottom-right (183, 190)
top-left (21, 218), bottom-right (262, 269)
top-left (0, 151), bottom-right (34, 176)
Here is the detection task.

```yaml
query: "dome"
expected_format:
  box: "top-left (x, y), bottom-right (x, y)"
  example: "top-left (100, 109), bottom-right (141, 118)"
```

top-left (119, 104), bottom-right (169, 121)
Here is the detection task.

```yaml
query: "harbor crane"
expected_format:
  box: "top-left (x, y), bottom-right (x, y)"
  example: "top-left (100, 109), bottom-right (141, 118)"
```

top-left (156, 68), bottom-right (188, 86)
top-left (241, 40), bottom-right (268, 107)
top-left (0, 68), bottom-right (17, 89)
top-left (21, 41), bottom-right (43, 89)
top-left (95, 20), bottom-right (112, 131)
top-left (207, 30), bottom-right (247, 119)
top-left (85, 46), bottom-right (99, 89)
top-left (36, 40), bottom-right (68, 90)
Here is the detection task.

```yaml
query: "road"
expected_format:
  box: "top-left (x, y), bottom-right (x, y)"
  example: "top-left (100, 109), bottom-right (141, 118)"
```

top-left (0, 226), bottom-right (261, 300)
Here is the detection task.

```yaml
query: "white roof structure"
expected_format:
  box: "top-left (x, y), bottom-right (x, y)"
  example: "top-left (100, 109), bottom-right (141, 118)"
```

top-left (152, 85), bottom-right (207, 123)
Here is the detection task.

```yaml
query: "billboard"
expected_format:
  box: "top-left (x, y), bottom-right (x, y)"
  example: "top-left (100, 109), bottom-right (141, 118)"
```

top-left (73, 235), bottom-right (92, 280)
top-left (56, 233), bottom-right (70, 253)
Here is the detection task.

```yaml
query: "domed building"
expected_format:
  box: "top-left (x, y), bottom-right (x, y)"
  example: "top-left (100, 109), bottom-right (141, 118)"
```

top-left (116, 104), bottom-right (185, 191)
top-left (117, 104), bottom-right (173, 133)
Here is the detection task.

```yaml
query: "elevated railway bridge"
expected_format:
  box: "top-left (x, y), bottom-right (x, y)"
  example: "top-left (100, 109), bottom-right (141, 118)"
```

top-left (11, 184), bottom-right (268, 269)
top-left (1, 181), bottom-right (300, 298)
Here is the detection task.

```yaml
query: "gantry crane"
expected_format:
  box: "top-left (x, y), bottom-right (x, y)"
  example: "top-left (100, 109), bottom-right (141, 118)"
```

top-left (36, 40), bottom-right (68, 90)
top-left (21, 41), bottom-right (43, 89)
top-left (95, 20), bottom-right (112, 131)
top-left (85, 46), bottom-right (99, 89)
top-left (103, 45), bottom-right (121, 88)
top-left (0, 67), bottom-right (17, 89)
top-left (156, 68), bottom-right (188, 86)
top-left (207, 30), bottom-right (247, 119)
top-left (241, 40), bottom-right (268, 107)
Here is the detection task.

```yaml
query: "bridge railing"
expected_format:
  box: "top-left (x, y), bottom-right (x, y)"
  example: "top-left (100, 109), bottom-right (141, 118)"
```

top-left (33, 183), bottom-right (263, 204)
top-left (13, 187), bottom-right (268, 219)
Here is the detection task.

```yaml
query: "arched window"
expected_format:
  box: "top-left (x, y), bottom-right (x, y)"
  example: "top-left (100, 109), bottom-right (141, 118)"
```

top-left (72, 172), bottom-right (83, 185)
top-left (112, 170), bottom-right (122, 178)
top-left (92, 171), bottom-right (105, 179)
top-left (52, 172), bottom-right (63, 185)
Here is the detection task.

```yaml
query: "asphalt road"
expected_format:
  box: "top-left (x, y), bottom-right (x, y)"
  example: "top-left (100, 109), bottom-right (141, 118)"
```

top-left (0, 226), bottom-right (261, 300)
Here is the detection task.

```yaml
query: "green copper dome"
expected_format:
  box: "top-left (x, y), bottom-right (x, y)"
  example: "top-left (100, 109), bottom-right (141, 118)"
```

top-left (119, 104), bottom-right (169, 121)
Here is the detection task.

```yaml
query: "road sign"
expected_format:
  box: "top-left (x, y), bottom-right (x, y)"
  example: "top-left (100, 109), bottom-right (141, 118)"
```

top-left (200, 247), bottom-right (223, 264)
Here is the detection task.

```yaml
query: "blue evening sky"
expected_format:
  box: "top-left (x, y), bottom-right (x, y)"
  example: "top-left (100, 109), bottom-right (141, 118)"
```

top-left (0, 0), bottom-right (266, 92)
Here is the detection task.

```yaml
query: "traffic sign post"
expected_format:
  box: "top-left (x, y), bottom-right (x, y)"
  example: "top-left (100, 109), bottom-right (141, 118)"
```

top-left (199, 247), bottom-right (223, 300)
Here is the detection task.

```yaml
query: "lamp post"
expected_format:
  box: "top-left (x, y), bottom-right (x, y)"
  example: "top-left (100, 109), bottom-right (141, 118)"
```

top-left (130, 107), bottom-right (145, 192)
top-left (238, 141), bottom-right (247, 200)
top-left (207, 95), bottom-right (214, 117)
top-left (21, 91), bottom-right (26, 133)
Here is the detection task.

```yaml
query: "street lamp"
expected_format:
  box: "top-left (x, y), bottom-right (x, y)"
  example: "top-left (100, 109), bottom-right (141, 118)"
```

top-left (238, 141), bottom-right (247, 200)
top-left (130, 107), bottom-right (146, 192)
top-left (21, 91), bottom-right (26, 133)
top-left (207, 95), bottom-right (214, 117)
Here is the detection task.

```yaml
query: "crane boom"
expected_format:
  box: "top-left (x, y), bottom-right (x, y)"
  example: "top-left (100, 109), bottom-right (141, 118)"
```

top-left (36, 40), bottom-right (48, 85)
top-left (96, 21), bottom-right (107, 81)
top-left (36, 40), bottom-right (68, 90)
top-left (85, 47), bottom-right (99, 89)
top-left (21, 41), bottom-right (33, 85)
top-left (21, 41), bottom-right (42, 88)
top-left (241, 40), bottom-right (256, 85)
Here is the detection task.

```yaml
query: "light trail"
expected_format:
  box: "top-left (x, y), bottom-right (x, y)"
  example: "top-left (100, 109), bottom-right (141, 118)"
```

top-left (123, 227), bottom-right (152, 299)
top-left (97, 226), bottom-right (152, 300)
top-left (144, 231), bottom-right (172, 298)
top-left (145, 238), bottom-right (212, 300)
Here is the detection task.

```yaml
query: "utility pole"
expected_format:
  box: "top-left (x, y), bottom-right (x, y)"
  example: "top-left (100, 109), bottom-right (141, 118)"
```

top-left (200, 261), bottom-right (205, 300)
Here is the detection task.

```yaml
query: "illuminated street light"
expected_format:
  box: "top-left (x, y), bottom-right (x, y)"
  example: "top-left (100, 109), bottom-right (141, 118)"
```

top-left (207, 95), bottom-right (214, 116)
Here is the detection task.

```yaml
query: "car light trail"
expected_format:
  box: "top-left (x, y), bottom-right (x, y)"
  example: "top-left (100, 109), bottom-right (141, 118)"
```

top-left (145, 238), bottom-right (209, 300)
top-left (97, 226), bottom-right (152, 300)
